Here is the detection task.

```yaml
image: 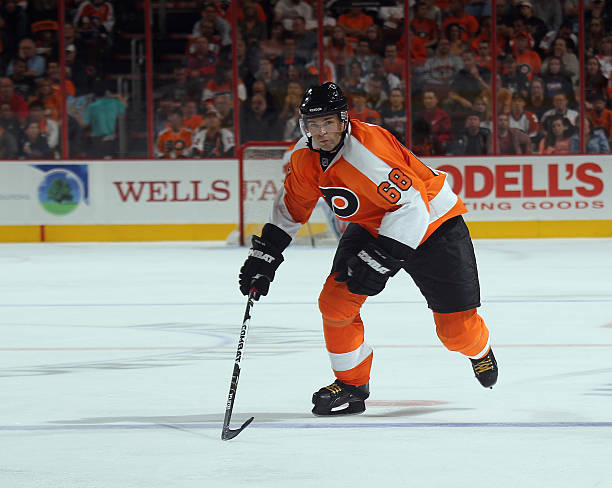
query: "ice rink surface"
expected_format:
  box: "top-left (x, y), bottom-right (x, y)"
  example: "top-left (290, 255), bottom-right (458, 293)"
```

top-left (1, 238), bottom-right (611, 488)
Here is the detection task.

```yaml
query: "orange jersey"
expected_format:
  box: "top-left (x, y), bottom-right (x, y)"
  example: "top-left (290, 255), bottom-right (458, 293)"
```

top-left (156, 127), bottom-right (193, 158)
top-left (274, 119), bottom-right (466, 249)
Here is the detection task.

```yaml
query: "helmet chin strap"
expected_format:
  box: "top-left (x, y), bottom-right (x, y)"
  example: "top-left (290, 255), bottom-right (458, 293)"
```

top-left (306, 121), bottom-right (349, 171)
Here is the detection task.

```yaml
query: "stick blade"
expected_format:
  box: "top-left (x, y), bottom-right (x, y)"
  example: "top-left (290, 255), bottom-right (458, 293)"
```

top-left (221, 416), bottom-right (254, 441)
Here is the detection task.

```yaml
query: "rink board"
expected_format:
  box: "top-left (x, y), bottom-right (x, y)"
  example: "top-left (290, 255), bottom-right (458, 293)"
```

top-left (0, 156), bottom-right (611, 242)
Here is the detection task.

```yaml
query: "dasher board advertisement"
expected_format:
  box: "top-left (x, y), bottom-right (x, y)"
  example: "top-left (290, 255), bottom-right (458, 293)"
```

top-left (0, 160), bottom-right (238, 225)
top-left (427, 155), bottom-right (611, 221)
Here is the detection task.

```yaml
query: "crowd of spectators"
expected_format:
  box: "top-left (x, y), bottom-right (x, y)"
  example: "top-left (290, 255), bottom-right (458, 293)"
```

top-left (0, 0), bottom-right (122, 159)
top-left (2, 0), bottom-right (612, 160)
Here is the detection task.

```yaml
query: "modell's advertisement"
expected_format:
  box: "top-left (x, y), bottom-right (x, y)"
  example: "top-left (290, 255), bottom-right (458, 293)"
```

top-left (428, 156), bottom-right (609, 221)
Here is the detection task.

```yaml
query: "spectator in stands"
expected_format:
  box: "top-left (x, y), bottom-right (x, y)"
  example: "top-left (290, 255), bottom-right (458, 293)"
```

top-left (377, 2), bottom-right (404, 33)
top-left (292, 16), bottom-right (317, 61)
top-left (9, 58), bottom-right (37, 101)
top-left (443, 49), bottom-right (491, 117)
top-left (73, 0), bottom-right (115, 34)
top-left (517, 0), bottom-right (548, 48)
top-left (156, 65), bottom-right (202, 104)
top-left (276, 35), bottom-right (308, 79)
top-left (538, 114), bottom-right (575, 154)
top-left (278, 80), bottom-right (303, 125)
top-left (411, 2), bottom-right (440, 53)
top-left (365, 23), bottom-right (386, 58)
top-left (213, 91), bottom-right (234, 129)
top-left (305, 48), bottom-right (337, 84)
top-left (571, 113), bottom-right (611, 153)
top-left (475, 39), bottom-right (493, 71)
top-left (585, 16), bottom-right (606, 56)
top-left (201, 63), bottom-right (246, 104)
top-left (365, 58), bottom-right (401, 95)
top-left (509, 92), bottom-right (540, 140)
top-left (253, 57), bottom-right (284, 104)
top-left (539, 19), bottom-right (578, 57)
top-left (347, 38), bottom-right (378, 75)
top-left (238, 1), bottom-right (268, 44)
top-left (7, 38), bottom-right (46, 79)
top-left (28, 100), bottom-right (59, 156)
top-left (28, 76), bottom-right (61, 121)
top-left (0, 102), bottom-right (21, 137)
top-left (282, 104), bottom-right (302, 142)
top-left (81, 81), bottom-right (126, 159)
top-left (379, 87), bottom-right (406, 144)
top-left (192, 2), bottom-right (231, 48)
top-left (442, 0), bottom-right (479, 43)
top-left (589, 93), bottom-right (612, 139)
top-left (445, 23), bottom-right (469, 56)
top-left (192, 108), bottom-right (234, 157)
top-left (0, 77), bottom-right (28, 122)
top-left (382, 44), bottom-right (405, 79)
top-left (185, 37), bottom-right (218, 80)
top-left (178, 99), bottom-right (204, 132)
top-left (596, 36), bottom-right (612, 79)
top-left (585, 56), bottom-right (610, 107)
top-left (585, 0), bottom-right (612, 30)
top-left (0, 0), bottom-right (30, 63)
top-left (347, 89), bottom-right (381, 125)
top-left (260, 22), bottom-right (285, 64)
top-left (325, 26), bottom-right (354, 81)
top-left (156, 109), bottom-right (193, 159)
top-left (473, 95), bottom-right (493, 131)
top-left (240, 93), bottom-right (282, 142)
top-left (511, 31), bottom-right (542, 81)
top-left (19, 119), bottom-right (53, 159)
top-left (274, 0), bottom-right (314, 32)
top-left (366, 76), bottom-right (389, 111)
top-left (341, 60), bottom-right (367, 97)
top-left (540, 56), bottom-right (576, 107)
top-left (510, 31), bottom-right (542, 80)
top-left (525, 76), bottom-right (548, 121)
top-left (496, 112), bottom-right (532, 154)
top-left (540, 92), bottom-right (579, 135)
top-left (500, 54), bottom-right (530, 99)
top-left (337, 7), bottom-right (374, 40)
top-left (0, 121), bottom-right (19, 158)
top-left (46, 60), bottom-right (76, 98)
top-left (447, 111), bottom-right (492, 155)
top-left (417, 89), bottom-right (452, 155)
top-left (421, 0), bottom-right (442, 29)
top-left (542, 37), bottom-right (579, 86)
top-left (422, 38), bottom-right (463, 101)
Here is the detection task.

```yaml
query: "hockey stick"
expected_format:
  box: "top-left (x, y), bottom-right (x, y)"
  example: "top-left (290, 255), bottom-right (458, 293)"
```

top-left (221, 291), bottom-right (257, 440)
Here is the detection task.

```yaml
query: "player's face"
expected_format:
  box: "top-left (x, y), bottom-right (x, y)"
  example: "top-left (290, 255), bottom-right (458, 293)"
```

top-left (306, 115), bottom-right (345, 151)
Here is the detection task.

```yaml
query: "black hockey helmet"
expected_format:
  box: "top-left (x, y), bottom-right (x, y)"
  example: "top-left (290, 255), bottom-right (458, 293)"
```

top-left (299, 82), bottom-right (348, 119)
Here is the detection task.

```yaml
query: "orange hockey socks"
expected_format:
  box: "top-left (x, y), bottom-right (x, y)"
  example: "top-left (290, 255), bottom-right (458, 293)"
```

top-left (319, 274), bottom-right (372, 386)
top-left (433, 308), bottom-right (490, 359)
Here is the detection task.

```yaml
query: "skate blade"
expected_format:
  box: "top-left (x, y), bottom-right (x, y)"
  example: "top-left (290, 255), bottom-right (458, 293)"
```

top-left (312, 401), bottom-right (366, 416)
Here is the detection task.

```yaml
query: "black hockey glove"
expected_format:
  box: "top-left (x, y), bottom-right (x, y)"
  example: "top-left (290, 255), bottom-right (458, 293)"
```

top-left (239, 235), bottom-right (285, 300)
top-left (335, 242), bottom-right (403, 296)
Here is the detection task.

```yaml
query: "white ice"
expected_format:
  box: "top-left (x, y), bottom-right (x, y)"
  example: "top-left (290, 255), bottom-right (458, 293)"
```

top-left (1, 238), bottom-right (611, 488)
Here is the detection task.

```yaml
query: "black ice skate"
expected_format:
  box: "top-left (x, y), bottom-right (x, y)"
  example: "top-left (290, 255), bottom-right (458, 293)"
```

top-left (312, 380), bottom-right (370, 416)
top-left (470, 348), bottom-right (498, 388)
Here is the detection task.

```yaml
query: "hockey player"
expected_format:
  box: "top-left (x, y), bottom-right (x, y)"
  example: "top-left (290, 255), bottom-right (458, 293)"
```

top-left (238, 82), bottom-right (498, 416)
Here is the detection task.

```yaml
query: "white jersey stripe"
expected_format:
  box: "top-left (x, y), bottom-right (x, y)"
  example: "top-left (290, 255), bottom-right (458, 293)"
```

top-left (328, 342), bottom-right (373, 372)
top-left (270, 186), bottom-right (303, 239)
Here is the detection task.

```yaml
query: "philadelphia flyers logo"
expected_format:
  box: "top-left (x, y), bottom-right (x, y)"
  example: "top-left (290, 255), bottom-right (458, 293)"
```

top-left (320, 186), bottom-right (359, 218)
